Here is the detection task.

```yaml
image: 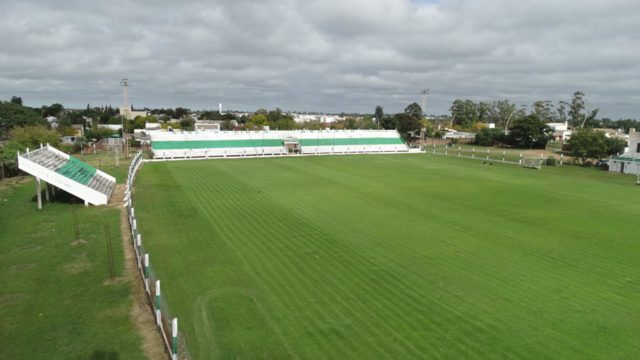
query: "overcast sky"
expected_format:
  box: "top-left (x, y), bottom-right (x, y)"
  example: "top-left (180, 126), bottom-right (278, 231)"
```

top-left (0, 0), bottom-right (638, 118)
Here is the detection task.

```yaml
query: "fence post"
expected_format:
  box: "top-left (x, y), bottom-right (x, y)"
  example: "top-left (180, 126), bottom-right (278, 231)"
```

top-left (144, 253), bottom-right (150, 293)
top-left (137, 234), bottom-right (142, 268)
top-left (458, 146), bottom-right (461, 157)
top-left (432, 144), bottom-right (436, 154)
top-left (472, 147), bottom-right (475, 158)
top-left (156, 280), bottom-right (162, 326)
top-left (502, 151), bottom-right (505, 163)
top-left (172, 318), bottom-right (178, 360)
top-left (519, 153), bottom-right (523, 164)
top-left (486, 148), bottom-right (490, 160)
top-left (560, 153), bottom-right (564, 166)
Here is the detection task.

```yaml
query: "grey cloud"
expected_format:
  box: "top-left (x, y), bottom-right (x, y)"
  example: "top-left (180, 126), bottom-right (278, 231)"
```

top-left (0, 0), bottom-right (638, 117)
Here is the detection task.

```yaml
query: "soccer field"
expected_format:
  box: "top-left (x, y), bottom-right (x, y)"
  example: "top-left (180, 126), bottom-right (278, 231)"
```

top-left (135, 154), bottom-right (640, 359)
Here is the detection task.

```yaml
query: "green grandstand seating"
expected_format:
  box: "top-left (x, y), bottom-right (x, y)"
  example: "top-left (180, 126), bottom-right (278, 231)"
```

top-left (55, 157), bottom-right (97, 185)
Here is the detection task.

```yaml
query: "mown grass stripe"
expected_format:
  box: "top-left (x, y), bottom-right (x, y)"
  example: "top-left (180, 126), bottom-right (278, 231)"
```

top-left (135, 155), bottom-right (640, 359)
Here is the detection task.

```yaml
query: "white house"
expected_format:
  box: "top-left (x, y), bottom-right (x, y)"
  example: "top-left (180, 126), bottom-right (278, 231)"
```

top-left (548, 121), bottom-right (572, 141)
top-left (45, 116), bottom-right (59, 128)
top-left (609, 128), bottom-right (640, 175)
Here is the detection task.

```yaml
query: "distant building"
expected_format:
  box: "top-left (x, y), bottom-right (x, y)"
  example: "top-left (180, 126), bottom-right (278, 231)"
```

top-left (548, 121), bottom-right (572, 141)
top-left (443, 130), bottom-right (476, 141)
top-left (609, 128), bottom-right (639, 175)
top-left (195, 120), bottom-right (221, 131)
top-left (594, 128), bottom-right (628, 141)
top-left (291, 113), bottom-right (346, 124)
top-left (45, 116), bottom-right (59, 128)
top-left (119, 106), bottom-right (149, 120)
top-left (70, 125), bottom-right (84, 137)
top-left (97, 124), bottom-right (123, 132)
top-left (61, 136), bottom-right (80, 144)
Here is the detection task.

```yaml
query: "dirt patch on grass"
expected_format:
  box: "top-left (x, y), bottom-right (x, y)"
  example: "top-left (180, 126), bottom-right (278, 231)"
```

top-left (71, 239), bottom-right (88, 246)
top-left (63, 252), bottom-right (91, 274)
top-left (9, 263), bottom-right (36, 273)
top-left (109, 183), bottom-right (125, 207)
top-left (14, 244), bottom-right (42, 252)
top-left (0, 293), bottom-right (28, 308)
top-left (118, 184), bottom-right (167, 360)
top-left (0, 176), bottom-right (30, 193)
top-left (102, 277), bottom-right (127, 286)
top-left (31, 231), bottom-right (53, 238)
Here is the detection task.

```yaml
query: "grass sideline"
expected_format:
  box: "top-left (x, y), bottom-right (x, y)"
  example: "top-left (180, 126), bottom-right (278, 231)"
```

top-left (135, 154), bottom-right (640, 359)
top-left (0, 178), bottom-right (146, 359)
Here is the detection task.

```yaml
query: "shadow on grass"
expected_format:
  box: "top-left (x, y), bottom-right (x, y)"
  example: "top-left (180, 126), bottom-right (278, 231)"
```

top-left (88, 350), bottom-right (120, 360)
top-left (30, 187), bottom-right (84, 205)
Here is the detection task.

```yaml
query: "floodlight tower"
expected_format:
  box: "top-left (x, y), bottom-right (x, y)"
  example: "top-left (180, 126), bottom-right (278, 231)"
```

top-left (420, 89), bottom-right (430, 116)
top-left (120, 78), bottom-right (129, 155)
top-left (121, 78), bottom-right (130, 110)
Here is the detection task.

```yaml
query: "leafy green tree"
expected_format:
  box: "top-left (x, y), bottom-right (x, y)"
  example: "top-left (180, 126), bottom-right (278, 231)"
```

top-left (532, 100), bottom-right (555, 122)
top-left (174, 107), bottom-right (190, 119)
top-left (247, 113), bottom-right (268, 129)
top-left (556, 101), bottom-right (568, 122)
top-left (267, 108), bottom-right (283, 123)
top-left (0, 140), bottom-right (25, 177)
top-left (1, 125), bottom-right (62, 174)
top-left (43, 103), bottom-right (64, 118)
top-left (605, 137), bottom-right (626, 156)
top-left (9, 125), bottom-right (61, 148)
top-left (180, 118), bottom-right (195, 131)
top-left (85, 127), bottom-right (114, 140)
top-left (493, 100), bottom-right (517, 128)
top-left (404, 102), bottom-right (423, 120)
top-left (475, 128), bottom-right (506, 146)
top-left (273, 117), bottom-right (297, 130)
top-left (393, 113), bottom-right (421, 141)
top-left (507, 115), bottom-right (553, 149)
top-left (450, 99), bottom-right (478, 129)
top-left (10, 96), bottom-right (23, 105)
top-left (374, 106), bottom-right (384, 127)
top-left (568, 91), bottom-right (598, 128)
top-left (567, 128), bottom-right (607, 163)
top-left (0, 101), bottom-right (45, 136)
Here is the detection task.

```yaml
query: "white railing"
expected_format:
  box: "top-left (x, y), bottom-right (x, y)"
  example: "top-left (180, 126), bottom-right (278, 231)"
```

top-left (124, 151), bottom-right (187, 360)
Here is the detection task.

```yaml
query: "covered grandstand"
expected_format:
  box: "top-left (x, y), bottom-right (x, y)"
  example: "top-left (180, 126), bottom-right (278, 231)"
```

top-left (150, 129), bottom-right (409, 159)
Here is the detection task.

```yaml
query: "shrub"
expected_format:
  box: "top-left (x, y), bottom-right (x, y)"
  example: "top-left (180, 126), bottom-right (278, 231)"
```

top-left (546, 156), bottom-right (556, 166)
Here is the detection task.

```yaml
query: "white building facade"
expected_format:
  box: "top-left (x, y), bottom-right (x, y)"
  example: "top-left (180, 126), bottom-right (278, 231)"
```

top-left (609, 128), bottom-right (640, 175)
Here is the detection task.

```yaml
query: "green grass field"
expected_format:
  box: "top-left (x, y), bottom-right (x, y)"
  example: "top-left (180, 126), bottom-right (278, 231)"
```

top-left (135, 154), bottom-right (640, 359)
top-left (0, 178), bottom-right (145, 359)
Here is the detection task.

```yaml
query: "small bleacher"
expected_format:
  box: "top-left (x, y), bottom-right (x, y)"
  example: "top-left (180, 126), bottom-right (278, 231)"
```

top-left (18, 145), bottom-right (116, 206)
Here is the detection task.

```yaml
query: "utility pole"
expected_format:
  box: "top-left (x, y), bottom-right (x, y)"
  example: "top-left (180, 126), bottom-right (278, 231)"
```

top-left (120, 78), bottom-right (129, 157)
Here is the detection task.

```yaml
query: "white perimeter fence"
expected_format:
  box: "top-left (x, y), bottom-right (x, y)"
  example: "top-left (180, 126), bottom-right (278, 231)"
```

top-left (124, 151), bottom-right (191, 360)
top-left (425, 143), bottom-right (565, 167)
